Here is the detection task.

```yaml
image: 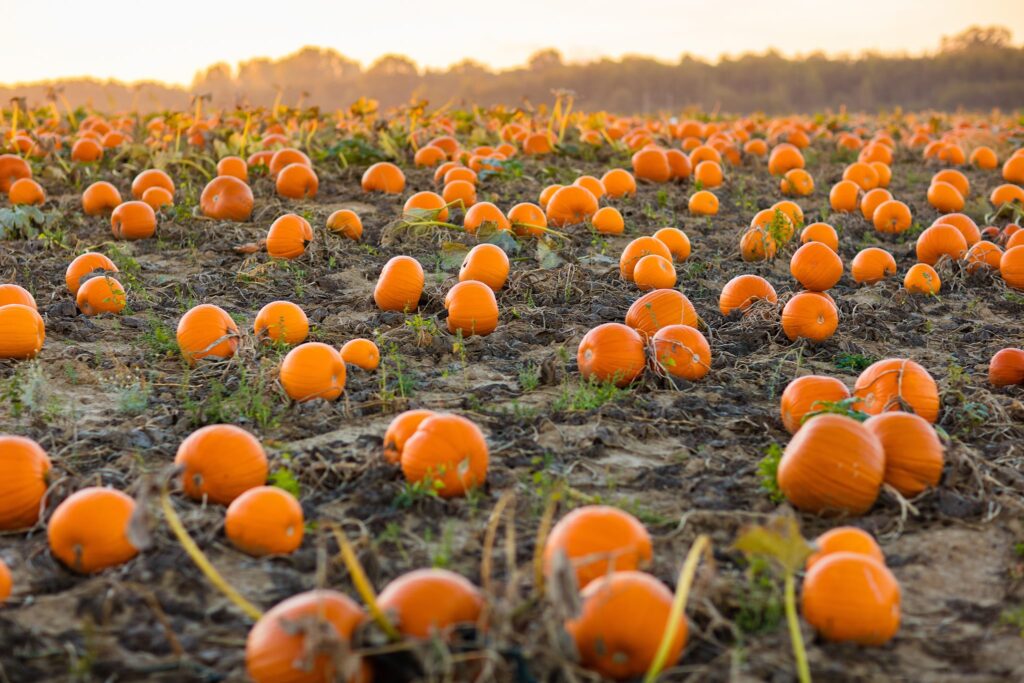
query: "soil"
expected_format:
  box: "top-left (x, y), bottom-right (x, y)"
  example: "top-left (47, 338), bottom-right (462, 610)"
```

top-left (1, 142), bottom-right (1024, 683)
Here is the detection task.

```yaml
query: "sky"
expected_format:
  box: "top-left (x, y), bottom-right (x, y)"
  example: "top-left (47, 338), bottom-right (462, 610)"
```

top-left (3, 0), bottom-right (1023, 86)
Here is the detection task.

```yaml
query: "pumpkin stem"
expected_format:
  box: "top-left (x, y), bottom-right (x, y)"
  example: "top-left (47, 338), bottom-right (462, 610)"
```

top-left (159, 483), bottom-right (263, 621)
top-left (328, 522), bottom-right (401, 641)
top-left (643, 534), bottom-right (711, 683)
top-left (785, 572), bottom-right (812, 683)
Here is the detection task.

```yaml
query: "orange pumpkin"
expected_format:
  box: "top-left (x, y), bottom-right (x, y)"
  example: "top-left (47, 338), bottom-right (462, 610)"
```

top-left (275, 162), bottom-right (319, 199)
top-left (577, 323), bottom-right (646, 387)
top-left (400, 413), bottom-right (488, 497)
top-left (777, 414), bottom-right (885, 515)
top-left (81, 181), bottom-right (123, 215)
top-left (0, 435), bottom-right (52, 530)
top-left (225, 486), bottom-right (305, 557)
top-left (8, 178), bottom-right (45, 205)
top-left (141, 186), bottom-right (173, 210)
top-left (266, 214), bottom-right (313, 260)
top-left (200, 175), bottom-right (254, 221)
top-left (507, 202), bottom-right (547, 237)
top-left (383, 409), bottom-right (437, 464)
top-left (373, 256), bottom-right (424, 312)
top-left (268, 148), bottom-right (312, 175)
top-left (403, 190), bottom-right (449, 222)
top-left (632, 254), bottom-right (676, 291)
top-left (326, 209), bottom-right (363, 240)
top-left (362, 162), bottom-right (406, 194)
top-left (216, 155), bottom-right (249, 182)
top-left (625, 289), bottom-right (699, 339)
top-left (0, 304), bottom-right (46, 359)
top-left (719, 275), bottom-right (777, 316)
top-left (444, 280), bottom-right (498, 337)
top-left (0, 154), bottom-right (32, 193)
top-left (780, 375), bottom-right (851, 434)
top-left (459, 243), bottom-right (510, 291)
top-left (111, 200), bottom-right (157, 240)
top-left (619, 237), bottom-right (673, 281)
top-left (932, 213), bottom-right (980, 246)
top-left (631, 147), bottom-right (671, 182)
top-left (246, 590), bottom-right (369, 683)
top-left (1000, 245), bottom-right (1024, 289)
top-left (601, 168), bottom-right (636, 198)
top-left (131, 169), bottom-right (174, 199)
top-left (872, 199), bottom-right (912, 234)
top-left (0, 284), bottom-right (36, 309)
top-left (781, 291), bottom-right (838, 342)
top-left (904, 263), bottom-right (941, 295)
top-left (340, 338), bottom-right (380, 371)
top-left (377, 568), bottom-right (484, 638)
top-left (653, 227), bottom-right (692, 261)
top-left (75, 275), bottom-right (126, 316)
top-left (800, 222), bottom-right (839, 253)
top-left (0, 559), bottom-right (10, 603)
top-left (591, 206), bottom-right (625, 234)
top-left (864, 412), bottom-right (943, 497)
top-left (650, 324), bottom-right (711, 380)
top-left (740, 228), bottom-right (778, 262)
top-left (806, 527), bottom-right (885, 571)
top-left (853, 358), bottom-right (940, 423)
top-left (801, 552), bottom-right (900, 645)
top-left (988, 348), bottom-right (1024, 387)
top-left (175, 424), bottom-right (268, 505)
top-left (790, 242), bottom-right (843, 291)
top-left (850, 248), bottom-right (897, 284)
top-left (965, 241), bottom-right (1003, 273)
top-left (280, 342), bottom-right (347, 402)
top-left (254, 301), bottom-right (309, 345)
top-left (545, 185), bottom-right (600, 227)
top-left (463, 201), bottom-right (510, 234)
top-left (176, 304), bottom-right (239, 365)
top-left (543, 505), bottom-right (652, 588)
top-left (47, 487), bottom-right (139, 574)
top-left (566, 571), bottom-right (686, 680)
top-left (915, 224), bottom-right (967, 265)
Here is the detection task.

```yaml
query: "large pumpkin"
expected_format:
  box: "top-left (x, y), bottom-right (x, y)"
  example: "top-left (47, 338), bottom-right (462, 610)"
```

top-left (853, 358), bottom-right (939, 423)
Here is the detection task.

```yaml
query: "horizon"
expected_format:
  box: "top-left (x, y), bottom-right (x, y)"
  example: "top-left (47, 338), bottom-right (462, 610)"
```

top-left (3, 0), bottom-right (1023, 88)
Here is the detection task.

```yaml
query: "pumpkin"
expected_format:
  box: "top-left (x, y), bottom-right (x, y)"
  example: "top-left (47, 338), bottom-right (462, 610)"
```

top-left (254, 301), bottom-right (309, 345)
top-left (853, 358), bottom-right (939, 423)
top-left (860, 188), bottom-right (892, 221)
top-left (1000, 245), bottom-right (1024, 290)
top-left (779, 375), bottom-right (851, 434)
top-left (543, 505), bottom-right (653, 588)
top-left (377, 568), bottom-right (484, 638)
top-left (850, 247), bottom-right (897, 284)
top-left (400, 413), bottom-right (488, 498)
top-left (915, 224), bottom-right (967, 265)
top-left (988, 348), bottom-right (1024, 387)
top-left (65, 253), bottom-right (119, 297)
top-left (340, 338), bottom-right (380, 371)
top-left (719, 274), bottom-right (777, 316)
top-left (0, 154), bottom-right (31, 193)
top-left (864, 412), bottom-right (944, 497)
top-left (225, 486), bottom-right (304, 557)
top-left (266, 214), bottom-right (313, 260)
top-left (463, 201), bottom-right (510, 234)
top-left (591, 206), bottom-right (625, 234)
top-left (175, 424), bottom-right (267, 505)
top-left (927, 181), bottom-right (964, 213)
top-left (0, 284), bottom-right (36, 309)
top-left (444, 280), bottom-right (498, 337)
top-left (619, 237), bottom-right (673, 281)
top-left (507, 202), bottom-right (547, 237)
top-left (776, 414), bottom-right (885, 515)
top-left (216, 155), bottom-right (249, 182)
top-left (932, 213), bottom-right (980, 246)
top-left (740, 228), bottom-right (778, 261)
top-left (200, 175), bottom-right (254, 221)
top-left (361, 161), bottom-right (406, 193)
top-left (631, 147), bottom-right (672, 182)
top-left (131, 169), bottom-right (174, 198)
top-left (801, 552), bottom-right (900, 645)
top-left (577, 323), bottom-right (646, 387)
top-left (806, 527), bottom-right (885, 571)
top-left (0, 559), bottom-right (10, 603)
top-left (903, 263), bottom-right (941, 295)
top-left (601, 168), bottom-right (636, 198)
top-left (0, 304), bottom-right (46, 359)
top-left (651, 324), bottom-right (711, 380)
top-left (47, 487), bottom-right (139, 574)
top-left (872, 199), bottom-right (912, 234)
top-left (268, 148), bottom-right (312, 175)
top-left (275, 163), bottom-right (319, 199)
top-left (790, 241), bottom-right (843, 291)
top-left (545, 185), bottom-right (599, 227)
top-left (374, 256), bottom-right (424, 312)
top-left (566, 571), bottom-right (686, 681)
top-left (280, 342), bottom-right (347, 402)
top-left (781, 291), bottom-right (838, 342)
top-left (111, 200), bottom-right (156, 240)
top-left (459, 243), bottom-right (510, 291)
top-left (800, 222), bottom-right (839, 253)
top-left (403, 190), bottom-right (449, 222)
top-left (326, 209), bottom-right (363, 240)
top-left (0, 435), bottom-right (52, 530)
top-left (383, 409), bottom-right (437, 464)
top-left (8, 178), bottom-right (45, 205)
top-left (246, 590), bottom-right (370, 683)
top-left (829, 180), bottom-right (860, 212)
top-left (632, 254), bottom-right (676, 291)
top-left (176, 304), bottom-right (239, 365)
top-left (443, 179), bottom-right (477, 209)
top-left (965, 241), bottom-right (1003, 273)
top-left (81, 181), bottom-right (123, 215)
top-left (625, 289), bottom-right (698, 339)
top-left (75, 275), bottom-right (126, 316)
top-left (653, 227), bottom-right (692, 261)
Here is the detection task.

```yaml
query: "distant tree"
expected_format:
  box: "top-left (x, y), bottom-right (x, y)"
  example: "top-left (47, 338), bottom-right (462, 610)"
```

top-left (528, 49), bottom-right (564, 72)
top-left (941, 26), bottom-right (1012, 52)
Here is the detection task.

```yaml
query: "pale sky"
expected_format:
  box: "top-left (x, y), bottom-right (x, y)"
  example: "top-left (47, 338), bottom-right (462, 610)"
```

top-left (3, 0), bottom-right (1023, 86)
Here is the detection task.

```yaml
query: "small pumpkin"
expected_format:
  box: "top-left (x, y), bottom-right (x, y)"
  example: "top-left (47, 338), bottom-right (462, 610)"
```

top-left (740, 227), bottom-right (778, 262)
top-left (932, 213), bottom-right (980, 246)
top-left (790, 241), bottom-right (843, 291)
top-left (632, 254), bottom-right (676, 291)
top-left (591, 206), bottom-right (625, 234)
top-left (326, 209), bottom-right (363, 240)
top-left (915, 224), bottom-right (967, 265)
top-left (853, 358), bottom-right (939, 423)
top-left (850, 247), bottom-right (897, 284)
top-left (507, 202), bottom-right (547, 237)
top-left (652, 227), bottom-right (692, 261)
top-left (543, 505), bottom-right (653, 589)
top-left (1000, 245), bottom-right (1024, 290)
top-left (266, 214), bottom-right (313, 260)
top-left (275, 162), bottom-right (318, 199)
top-left (444, 281), bottom-right (498, 337)
top-left (719, 274), bottom-right (777, 316)
top-left (176, 304), bottom-right (239, 365)
top-left (377, 568), bottom-right (485, 638)
top-left (246, 590), bottom-right (370, 683)
top-left (806, 527), bottom-right (885, 571)
top-left (200, 175), bottom-right (254, 221)
top-left (781, 291), bottom-right (838, 342)
top-left (566, 571), bottom-right (686, 681)
top-left (280, 342), bottom-right (347, 402)
top-left (0, 435), bottom-right (52, 530)
top-left (463, 201), bottom-right (511, 233)
top-left (225, 486), bottom-right (304, 557)
top-left (988, 348), bottom-right (1024, 387)
top-left (864, 412), bottom-right (944, 497)
top-left (142, 186), bottom-right (173, 210)
top-left (175, 424), bottom-right (268, 505)
top-left (546, 185), bottom-right (599, 227)
top-left (619, 237), bottom-right (673, 281)
top-left (403, 190), bottom-right (449, 222)
top-left (800, 222), bottom-right (839, 253)
top-left (111, 200), bottom-right (157, 240)
top-left (650, 324), bottom-right (711, 380)
top-left (400, 413), bottom-right (488, 498)
top-left (254, 301), bottom-right (309, 345)
top-left (577, 323), bottom-right (646, 387)
top-left (776, 414), bottom-right (885, 515)
top-left (47, 487), bottom-right (139, 574)
top-left (779, 375), bottom-right (851, 434)
top-left (903, 263), bottom-right (941, 295)
top-left (340, 338), bottom-right (380, 371)
top-left (0, 283), bottom-right (36, 309)
top-left (965, 241), bottom-right (1003, 274)
top-left (374, 256), bottom-right (424, 312)
top-left (361, 161), bottom-right (406, 193)
top-left (0, 304), bottom-right (46, 359)
top-left (801, 552), bottom-right (900, 645)
top-left (624, 289), bottom-right (698, 339)
top-left (81, 181), bottom-right (123, 215)
top-left (383, 409), bottom-right (437, 464)
top-left (459, 243), bottom-right (510, 291)
top-left (75, 275), bottom-right (126, 316)
top-left (872, 199), bottom-right (912, 234)
top-left (65, 252), bottom-right (118, 296)
top-left (131, 169), bottom-right (174, 198)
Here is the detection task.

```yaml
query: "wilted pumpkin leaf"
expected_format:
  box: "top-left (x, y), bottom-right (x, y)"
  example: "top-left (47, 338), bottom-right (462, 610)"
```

top-left (439, 241), bottom-right (470, 270)
top-left (536, 239), bottom-right (564, 269)
top-left (477, 223), bottom-right (520, 255)
top-left (733, 511), bottom-right (813, 574)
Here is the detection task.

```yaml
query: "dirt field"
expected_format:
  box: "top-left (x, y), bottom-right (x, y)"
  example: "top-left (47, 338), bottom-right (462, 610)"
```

top-left (1, 130), bottom-right (1024, 682)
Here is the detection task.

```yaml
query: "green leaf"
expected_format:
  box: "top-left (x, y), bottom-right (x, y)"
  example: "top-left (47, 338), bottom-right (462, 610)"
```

top-left (439, 241), bottom-right (470, 270)
top-left (733, 512), bottom-right (813, 574)
top-left (269, 466), bottom-right (301, 498)
top-left (536, 239), bottom-right (564, 269)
